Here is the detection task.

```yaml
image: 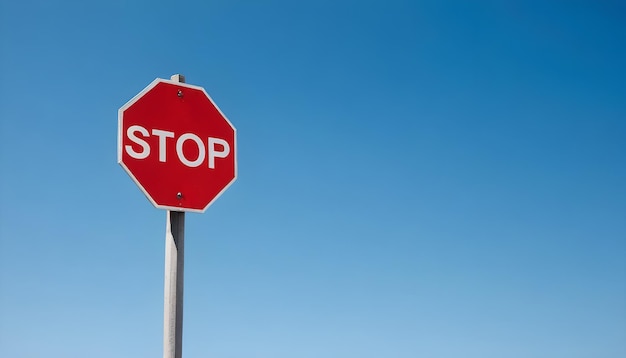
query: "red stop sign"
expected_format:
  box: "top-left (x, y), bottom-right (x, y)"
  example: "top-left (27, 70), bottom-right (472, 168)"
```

top-left (118, 78), bottom-right (237, 212)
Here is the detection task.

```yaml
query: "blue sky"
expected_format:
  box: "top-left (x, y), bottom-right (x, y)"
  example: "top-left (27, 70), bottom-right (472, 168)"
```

top-left (1, 1), bottom-right (625, 357)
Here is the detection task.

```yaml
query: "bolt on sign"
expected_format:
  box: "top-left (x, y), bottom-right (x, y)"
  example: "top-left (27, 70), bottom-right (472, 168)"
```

top-left (118, 78), bottom-right (237, 212)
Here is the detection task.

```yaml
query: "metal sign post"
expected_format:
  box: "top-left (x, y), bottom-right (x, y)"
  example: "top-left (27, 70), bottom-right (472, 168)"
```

top-left (164, 210), bottom-right (185, 358)
top-left (163, 74), bottom-right (186, 358)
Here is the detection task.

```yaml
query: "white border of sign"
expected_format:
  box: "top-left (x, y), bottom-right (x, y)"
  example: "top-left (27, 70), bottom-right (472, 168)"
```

top-left (118, 78), bottom-right (238, 213)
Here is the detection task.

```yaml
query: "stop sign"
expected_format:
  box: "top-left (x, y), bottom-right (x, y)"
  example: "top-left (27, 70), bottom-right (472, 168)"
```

top-left (118, 78), bottom-right (237, 212)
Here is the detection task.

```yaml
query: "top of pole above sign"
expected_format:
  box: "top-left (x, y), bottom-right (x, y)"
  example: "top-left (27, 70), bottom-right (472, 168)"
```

top-left (118, 76), bottom-right (237, 213)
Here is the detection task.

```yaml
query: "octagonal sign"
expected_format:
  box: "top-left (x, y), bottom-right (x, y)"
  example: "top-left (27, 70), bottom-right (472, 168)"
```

top-left (118, 78), bottom-right (237, 212)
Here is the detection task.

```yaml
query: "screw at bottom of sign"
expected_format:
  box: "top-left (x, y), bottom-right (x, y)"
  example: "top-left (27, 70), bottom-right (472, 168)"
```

top-left (177, 192), bottom-right (183, 200)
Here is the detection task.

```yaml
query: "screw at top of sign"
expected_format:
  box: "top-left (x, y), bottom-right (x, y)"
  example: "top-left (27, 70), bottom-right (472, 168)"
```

top-left (177, 90), bottom-right (183, 98)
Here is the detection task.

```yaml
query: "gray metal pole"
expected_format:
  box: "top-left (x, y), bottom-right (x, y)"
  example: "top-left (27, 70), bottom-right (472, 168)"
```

top-left (164, 73), bottom-right (186, 358)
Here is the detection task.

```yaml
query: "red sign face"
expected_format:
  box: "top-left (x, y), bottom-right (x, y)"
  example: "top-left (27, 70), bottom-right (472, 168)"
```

top-left (118, 78), bottom-right (236, 212)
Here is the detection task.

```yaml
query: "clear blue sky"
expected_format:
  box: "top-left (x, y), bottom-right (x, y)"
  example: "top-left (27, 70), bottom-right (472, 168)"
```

top-left (1, 1), bottom-right (625, 357)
